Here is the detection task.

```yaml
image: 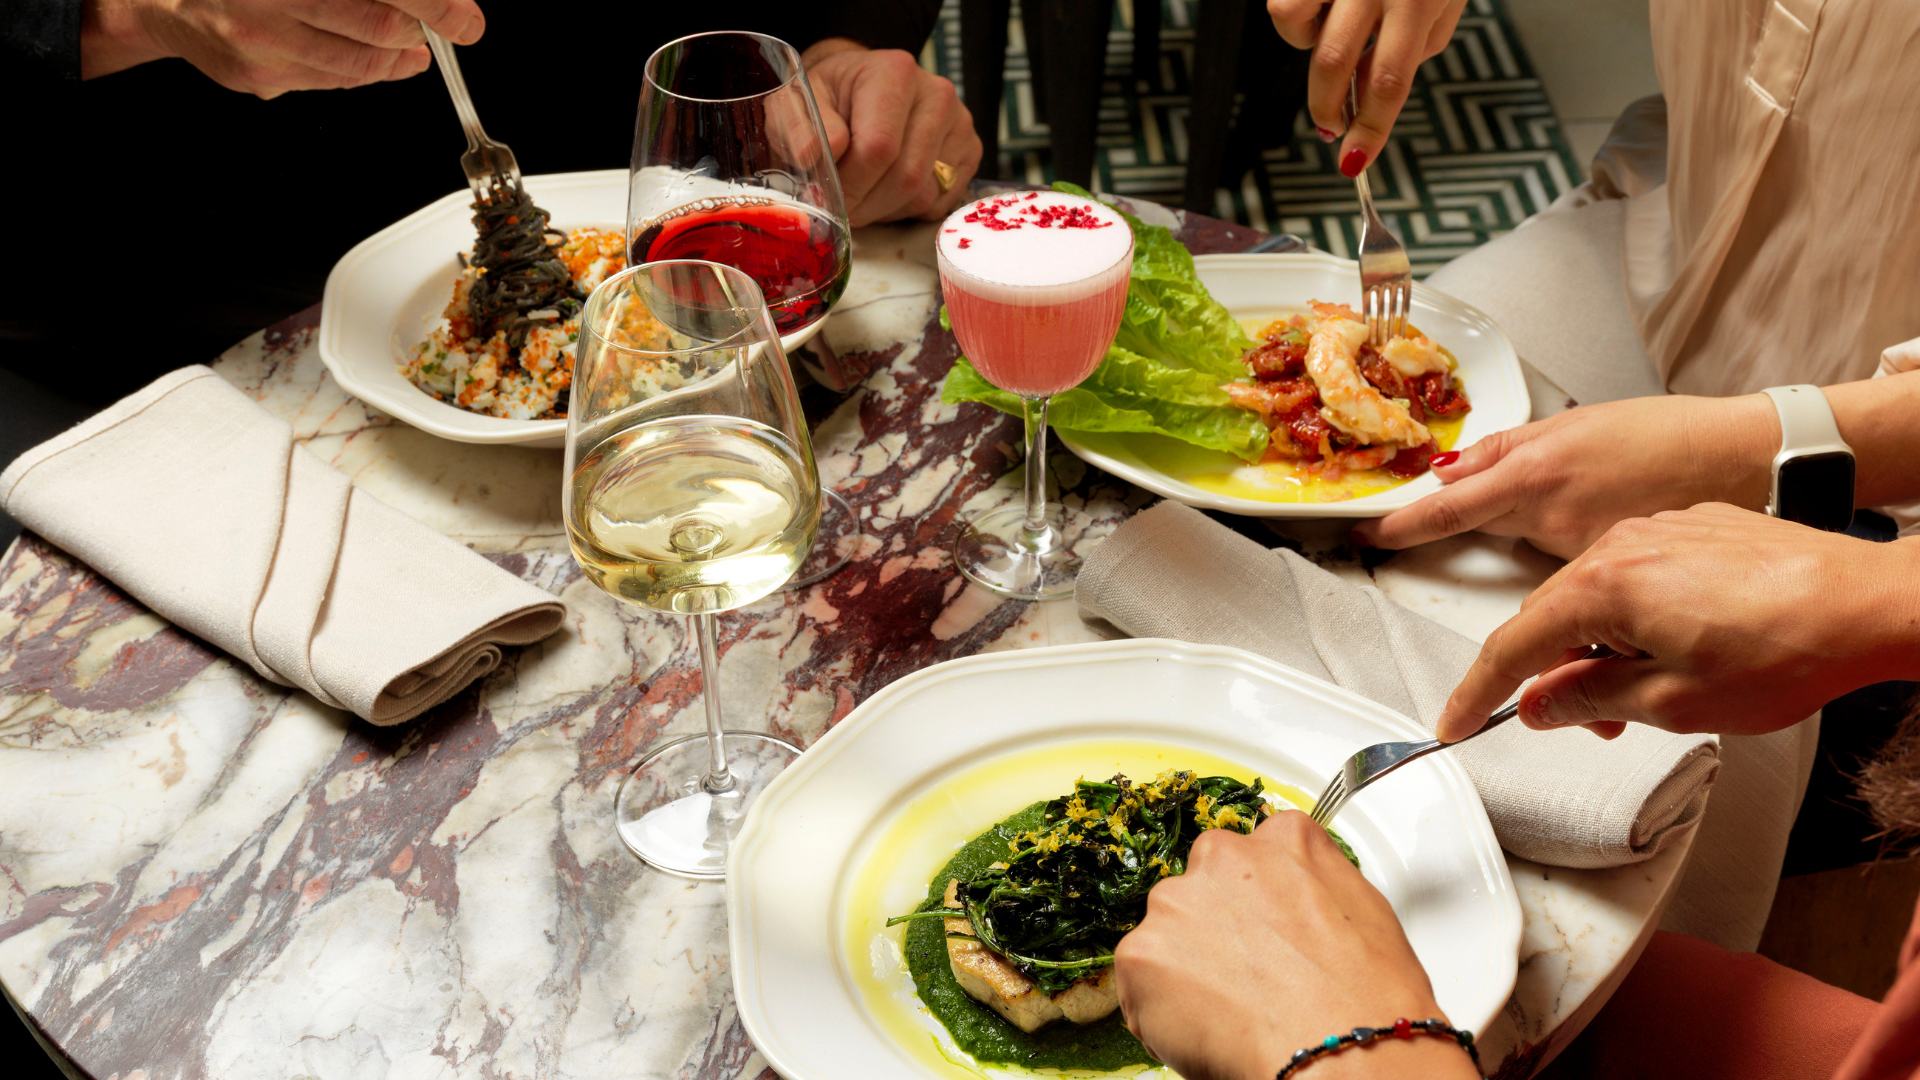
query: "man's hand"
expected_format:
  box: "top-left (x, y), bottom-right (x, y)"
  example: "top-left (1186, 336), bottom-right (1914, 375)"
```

top-left (801, 39), bottom-right (982, 227)
top-left (82, 0), bottom-right (485, 97)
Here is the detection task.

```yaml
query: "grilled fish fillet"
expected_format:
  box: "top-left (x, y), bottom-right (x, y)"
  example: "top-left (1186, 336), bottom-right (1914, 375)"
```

top-left (941, 880), bottom-right (1119, 1033)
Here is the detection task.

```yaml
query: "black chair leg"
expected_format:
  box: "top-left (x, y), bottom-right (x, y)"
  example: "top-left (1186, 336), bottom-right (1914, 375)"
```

top-left (961, 0), bottom-right (1014, 175)
top-left (1183, 0), bottom-right (1243, 212)
top-left (1019, 0), bottom-right (1049, 125)
top-left (1131, 0), bottom-right (1161, 84)
top-left (1032, 0), bottom-right (1115, 188)
top-left (1223, 8), bottom-right (1309, 183)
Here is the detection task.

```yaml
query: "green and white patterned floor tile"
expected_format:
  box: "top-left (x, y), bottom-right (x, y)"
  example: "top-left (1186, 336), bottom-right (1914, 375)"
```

top-left (927, 0), bottom-right (1585, 276)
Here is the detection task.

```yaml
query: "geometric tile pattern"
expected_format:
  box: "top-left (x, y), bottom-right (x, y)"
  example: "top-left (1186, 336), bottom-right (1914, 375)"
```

top-left (924, 0), bottom-right (1586, 276)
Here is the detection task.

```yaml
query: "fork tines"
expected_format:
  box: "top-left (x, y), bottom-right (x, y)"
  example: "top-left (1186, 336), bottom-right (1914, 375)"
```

top-left (1342, 73), bottom-right (1414, 349)
top-left (1309, 775), bottom-right (1347, 826)
top-left (1363, 280), bottom-right (1411, 348)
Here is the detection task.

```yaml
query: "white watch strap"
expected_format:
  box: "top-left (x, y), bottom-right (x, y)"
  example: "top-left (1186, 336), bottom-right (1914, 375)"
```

top-left (1762, 385), bottom-right (1848, 453)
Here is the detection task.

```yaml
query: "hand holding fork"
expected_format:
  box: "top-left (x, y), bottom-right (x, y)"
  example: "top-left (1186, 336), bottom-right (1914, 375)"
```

top-left (1309, 645), bottom-right (1621, 826)
top-left (1342, 76), bottom-right (1412, 348)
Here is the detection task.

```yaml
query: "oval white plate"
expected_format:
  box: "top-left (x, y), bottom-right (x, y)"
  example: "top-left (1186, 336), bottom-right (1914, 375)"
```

top-left (318, 169), bottom-right (824, 449)
top-left (1057, 251), bottom-right (1530, 518)
top-left (729, 639), bottom-right (1520, 1079)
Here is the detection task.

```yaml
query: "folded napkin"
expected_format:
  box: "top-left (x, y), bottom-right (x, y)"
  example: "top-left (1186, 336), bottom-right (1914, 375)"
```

top-left (0, 367), bottom-right (565, 725)
top-left (1078, 501), bottom-right (1718, 869)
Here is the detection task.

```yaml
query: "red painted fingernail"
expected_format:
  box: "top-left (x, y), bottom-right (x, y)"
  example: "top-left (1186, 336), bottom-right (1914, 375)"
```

top-left (1339, 148), bottom-right (1369, 178)
top-left (1429, 450), bottom-right (1460, 468)
top-left (1316, 126), bottom-right (1339, 143)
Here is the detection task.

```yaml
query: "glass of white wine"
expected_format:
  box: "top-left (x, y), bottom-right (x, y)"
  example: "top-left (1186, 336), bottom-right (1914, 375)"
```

top-left (565, 259), bottom-right (820, 878)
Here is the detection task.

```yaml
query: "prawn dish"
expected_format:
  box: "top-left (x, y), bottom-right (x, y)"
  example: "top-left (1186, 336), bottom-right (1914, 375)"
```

top-left (1224, 301), bottom-right (1470, 478)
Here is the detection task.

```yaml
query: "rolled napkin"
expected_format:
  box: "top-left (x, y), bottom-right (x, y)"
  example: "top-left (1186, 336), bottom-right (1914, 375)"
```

top-left (1078, 501), bottom-right (1718, 869)
top-left (0, 367), bottom-right (566, 725)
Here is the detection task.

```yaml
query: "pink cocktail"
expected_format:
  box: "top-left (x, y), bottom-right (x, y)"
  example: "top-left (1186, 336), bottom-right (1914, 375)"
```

top-left (938, 192), bottom-right (1132, 394)
top-left (936, 191), bottom-right (1133, 599)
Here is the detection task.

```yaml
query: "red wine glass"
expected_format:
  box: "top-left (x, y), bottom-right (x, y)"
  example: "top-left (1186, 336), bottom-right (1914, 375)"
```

top-left (628, 31), bottom-right (860, 589)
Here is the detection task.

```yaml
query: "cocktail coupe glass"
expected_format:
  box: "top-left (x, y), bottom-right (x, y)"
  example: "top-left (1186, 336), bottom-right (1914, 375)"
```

top-left (628, 30), bottom-right (860, 590)
top-left (936, 191), bottom-right (1133, 600)
top-left (564, 260), bottom-right (818, 878)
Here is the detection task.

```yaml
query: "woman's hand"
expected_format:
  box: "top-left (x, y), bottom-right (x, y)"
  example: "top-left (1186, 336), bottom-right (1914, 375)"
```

top-left (802, 40), bottom-right (982, 227)
top-left (1355, 393), bottom-right (1780, 560)
top-left (1266, 0), bottom-right (1468, 176)
top-left (82, 0), bottom-right (484, 95)
top-left (1437, 503), bottom-right (1920, 742)
top-left (1115, 813), bottom-right (1481, 1080)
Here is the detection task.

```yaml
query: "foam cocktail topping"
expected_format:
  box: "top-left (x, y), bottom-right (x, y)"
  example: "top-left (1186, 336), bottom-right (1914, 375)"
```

top-left (937, 192), bottom-right (1132, 298)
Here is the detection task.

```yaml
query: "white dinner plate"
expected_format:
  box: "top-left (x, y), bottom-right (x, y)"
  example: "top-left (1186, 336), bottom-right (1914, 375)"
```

top-left (318, 169), bottom-right (824, 449)
top-left (729, 639), bottom-right (1520, 1079)
top-left (1057, 252), bottom-right (1530, 518)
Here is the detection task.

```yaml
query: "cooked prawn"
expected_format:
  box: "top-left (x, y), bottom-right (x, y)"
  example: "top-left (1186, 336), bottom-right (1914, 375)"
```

top-left (1303, 309), bottom-right (1432, 448)
top-left (1380, 334), bottom-right (1450, 378)
top-left (1222, 378), bottom-right (1317, 419)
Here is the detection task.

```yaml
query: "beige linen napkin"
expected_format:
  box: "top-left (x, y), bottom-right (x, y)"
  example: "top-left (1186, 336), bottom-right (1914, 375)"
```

top-left (1078, 501), bottom-right (1718, 868)
top-left (0, 367), bottom-right (565, 725)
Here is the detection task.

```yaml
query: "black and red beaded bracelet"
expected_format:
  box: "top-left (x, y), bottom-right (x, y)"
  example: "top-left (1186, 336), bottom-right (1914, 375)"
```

top-left (1275, 1016), bottom-right (1481, 1079)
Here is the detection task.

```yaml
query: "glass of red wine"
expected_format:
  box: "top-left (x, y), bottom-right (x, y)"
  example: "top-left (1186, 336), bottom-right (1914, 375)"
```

top-left (629, 31), bottom-right (860, 589)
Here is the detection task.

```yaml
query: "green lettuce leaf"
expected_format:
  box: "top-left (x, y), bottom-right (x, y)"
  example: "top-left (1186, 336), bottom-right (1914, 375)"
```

top-left (940, 182), bottom-right (1266, 461)
top-left (942, 348), bottom-right (1268, 462)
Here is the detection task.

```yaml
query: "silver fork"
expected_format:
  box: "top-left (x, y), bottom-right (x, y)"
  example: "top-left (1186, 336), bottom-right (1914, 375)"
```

top-left (422, 26), bottom-right (521, 201)
top-left (1308, 645), bottom-right (1620, 826)
top-left (1343, 77), bottom-right (1412, 348)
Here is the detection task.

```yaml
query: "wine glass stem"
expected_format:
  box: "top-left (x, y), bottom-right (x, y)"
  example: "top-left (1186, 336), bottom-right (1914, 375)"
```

top-left (692, 612), bottom-right (735, 794)
top-left (1021, 395), bottom-right (1052, 541)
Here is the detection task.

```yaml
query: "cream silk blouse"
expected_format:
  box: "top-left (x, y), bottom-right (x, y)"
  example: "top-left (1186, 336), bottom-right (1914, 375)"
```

top-left (1607, 0), bottom-right (1920, 397)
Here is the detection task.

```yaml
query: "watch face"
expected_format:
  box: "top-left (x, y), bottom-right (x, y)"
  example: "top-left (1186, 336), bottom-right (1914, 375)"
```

top-left (1776, 452), bottom-right (1856, 532)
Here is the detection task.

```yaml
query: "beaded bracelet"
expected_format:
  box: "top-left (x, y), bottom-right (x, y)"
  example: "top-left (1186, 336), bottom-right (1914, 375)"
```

top-left (1274, 1016), bottom-right (1481, 1079)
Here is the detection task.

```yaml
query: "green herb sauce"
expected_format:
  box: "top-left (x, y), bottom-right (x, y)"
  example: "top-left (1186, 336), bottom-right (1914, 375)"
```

top-left (903, 801), bottom-right (1153, 1071)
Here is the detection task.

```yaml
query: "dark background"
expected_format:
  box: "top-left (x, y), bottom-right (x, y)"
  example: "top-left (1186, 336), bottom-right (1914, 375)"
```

top-left (5, 1000), bottom-right (62, 1079)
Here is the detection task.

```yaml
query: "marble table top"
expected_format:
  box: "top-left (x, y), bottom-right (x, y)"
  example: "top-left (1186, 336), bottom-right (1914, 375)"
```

top-left (0, 200), bottom-right (1691, 1080)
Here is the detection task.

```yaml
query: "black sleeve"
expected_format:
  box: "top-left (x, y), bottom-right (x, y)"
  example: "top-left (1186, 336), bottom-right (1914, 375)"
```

top-left (766, 0), bottom-right (946, 55)
top-left (825, 0), bottom-right (944, 53)
top-left (4, 0), bottom-right (80, 88)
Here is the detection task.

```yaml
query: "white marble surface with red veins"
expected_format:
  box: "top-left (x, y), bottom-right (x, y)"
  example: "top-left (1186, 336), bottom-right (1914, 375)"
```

top-left (0, 201), bottom-right (1688, 1080)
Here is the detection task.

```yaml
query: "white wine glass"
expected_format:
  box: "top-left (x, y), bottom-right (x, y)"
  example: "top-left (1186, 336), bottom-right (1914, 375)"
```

top-left (628, 30), bottom-right (862, 589)
top-left (564, 260), bottom-right (819, 878)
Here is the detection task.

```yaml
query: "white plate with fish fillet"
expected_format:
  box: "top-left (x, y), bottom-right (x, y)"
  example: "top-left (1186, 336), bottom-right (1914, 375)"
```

top-left (318, 169), bottom-right (823, 449)
top-left (728, 638), bottom-right (1520, 1078)
top-left (1057, 252), bottom-right (1530, 518)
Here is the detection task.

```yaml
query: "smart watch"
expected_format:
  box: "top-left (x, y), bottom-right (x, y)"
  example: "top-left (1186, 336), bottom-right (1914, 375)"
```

top-left (1761, 385), bottom-right (1855, 532)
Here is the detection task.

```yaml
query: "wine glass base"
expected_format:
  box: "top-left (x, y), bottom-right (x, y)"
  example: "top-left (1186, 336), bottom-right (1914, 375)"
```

top-left (954, 503), bottom-right (1081, 601)
top-left (782, 489), bottom-right (863, 590)
top-left (613, 730), bottom-right (802, 879)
